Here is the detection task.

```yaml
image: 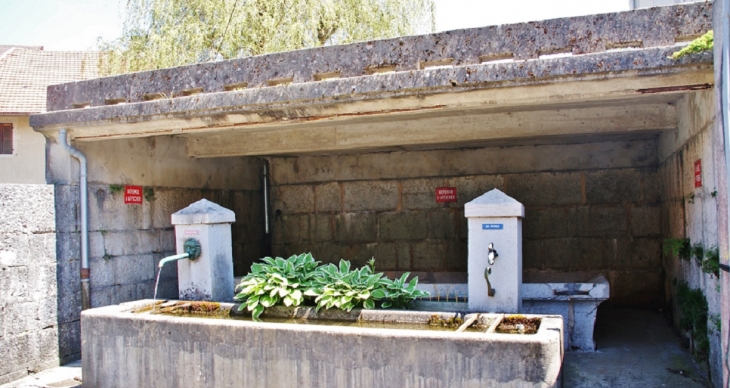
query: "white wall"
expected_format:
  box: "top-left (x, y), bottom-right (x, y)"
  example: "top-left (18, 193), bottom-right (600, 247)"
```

top-left (0, 116), bottom-right (46, 184)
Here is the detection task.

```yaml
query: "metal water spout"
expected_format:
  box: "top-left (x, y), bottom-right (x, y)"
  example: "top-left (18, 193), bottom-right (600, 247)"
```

top-left (153, 238), bottom-right (202, 300)
top-left (158, 238), bottom-right (202, 268)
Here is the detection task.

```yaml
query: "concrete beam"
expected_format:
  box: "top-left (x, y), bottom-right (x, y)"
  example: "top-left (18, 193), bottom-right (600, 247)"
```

top-left (44, 2), bottom-right (712, 112)
top-left (186, 103), bottom-right (676, 157)
top-left (31, 49), bottom-right (712, 141)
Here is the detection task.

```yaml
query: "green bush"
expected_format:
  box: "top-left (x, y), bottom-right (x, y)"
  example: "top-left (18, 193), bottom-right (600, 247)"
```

top-left (234, 253), bottom-right (320, 320)
top-left (663, 238), bottom-right (691, 261)
top-left (691, 243), bottom-right (704, 266)
top-left (702, 246), bottom-right (720, 278)
top-left (307, 260), bottom-right (388, 311)
top-left (676, 281), bottom-right (709, 362)
top-left (380, 272), bottom-right (429, 309)
top-left (235, 254), bottom-right (430, 320)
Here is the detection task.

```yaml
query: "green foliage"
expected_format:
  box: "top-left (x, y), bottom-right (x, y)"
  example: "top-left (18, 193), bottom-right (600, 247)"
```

top-left (307, 260), bottom-right (429, 311)
top-left (109, 184), bottom-right (124, 194)
top-left (691, 243), bottom-right (704, 266)
top-left (234, 254), bottom-right (430, 320)
top-left (663, 238), bottom-right (691, 261)
top-left (307, 260), bottom-right (388, 311)
top-left (702, 246), bottom-right (720, 278)
top-left (98, 0), bottom-right (435, 75)
top-left (671, 30), bottom-right (713, 60)
top-left (143, 187), bottom-right (155, 202)
top-left (379, 272), bottom-right (429, 309)
top-left (234, 253), bottom-right (320, 320)
top-left (676, 281), bottom-right (709, 361)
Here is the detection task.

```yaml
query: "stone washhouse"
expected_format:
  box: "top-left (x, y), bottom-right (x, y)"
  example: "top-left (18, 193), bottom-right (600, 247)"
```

top-left (28, 1), bottom-right (728, 383)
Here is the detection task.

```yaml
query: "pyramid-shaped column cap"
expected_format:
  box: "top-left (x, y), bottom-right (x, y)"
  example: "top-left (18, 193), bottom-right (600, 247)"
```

top-left (171, 199), bottom-right (236, 225)
top-left (464, 189), bottom-right (524, 218)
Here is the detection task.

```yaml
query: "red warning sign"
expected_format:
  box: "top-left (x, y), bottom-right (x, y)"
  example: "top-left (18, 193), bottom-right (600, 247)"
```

top-left (124, 186), bottom-right (143, 204)
top-left (436, 187), bottom-right (457, 203)
top-left (694, 160), bottom-right (702, 188)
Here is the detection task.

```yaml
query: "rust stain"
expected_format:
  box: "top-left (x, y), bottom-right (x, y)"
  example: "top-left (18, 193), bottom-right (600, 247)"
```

top-left (637, 83), bottom-right (712, 94)
top-left (75, 128), bottom-right (176, 140)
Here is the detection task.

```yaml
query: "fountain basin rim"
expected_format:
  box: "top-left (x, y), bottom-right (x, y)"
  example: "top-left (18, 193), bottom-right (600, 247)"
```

top-left (95, 299), bottom-right (563, 340)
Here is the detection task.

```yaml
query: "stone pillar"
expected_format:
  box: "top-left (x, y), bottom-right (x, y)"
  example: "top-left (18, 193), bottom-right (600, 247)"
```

top-left (171, 199), bottom-right (236, 302)
top-left (465, 189), bottom-right (524, 313)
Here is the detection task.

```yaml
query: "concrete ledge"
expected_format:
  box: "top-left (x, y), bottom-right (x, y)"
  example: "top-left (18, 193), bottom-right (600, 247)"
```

top-left (42, 2), bottom-right (711, 112)
top-left (82, 300), bottom-right (563, 388)
top-left (522, 273), bottom-right (610, 302)
top-left (31, 47), bottom-right (711, 132)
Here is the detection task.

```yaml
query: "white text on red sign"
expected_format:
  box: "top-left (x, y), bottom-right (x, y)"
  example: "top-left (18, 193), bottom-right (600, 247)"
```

top-left (124, 186), bottom-right (143, 205)
top-left (435, 187), bottom-right (457, 203)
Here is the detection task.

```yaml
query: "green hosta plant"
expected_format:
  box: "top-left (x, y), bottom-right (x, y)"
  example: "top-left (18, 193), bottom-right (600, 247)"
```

top-left (307, 259), bottom-right (431, 311)
top-left (236, 255), bottom-right (431, 319)
top-left (308, 260), bottom-right (388, 311)
top-left (380, 272), bottom-right (430, 309)
top-left (234, 253), bottom-right (319, 320)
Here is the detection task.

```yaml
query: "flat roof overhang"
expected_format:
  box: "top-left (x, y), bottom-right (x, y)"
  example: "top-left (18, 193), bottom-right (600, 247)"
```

top-left (29, 1), bottom-right (714, 158)
top-left (30, 48), bottom-right (713, 157)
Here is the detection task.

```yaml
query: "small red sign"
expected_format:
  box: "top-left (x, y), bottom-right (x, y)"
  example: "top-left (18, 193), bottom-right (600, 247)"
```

top-left (124, 186), bottom-right (143, 204)
top-left (694, 159), bottom-right (702, 188)
top-left (436, 187), bottom-right (457, 203)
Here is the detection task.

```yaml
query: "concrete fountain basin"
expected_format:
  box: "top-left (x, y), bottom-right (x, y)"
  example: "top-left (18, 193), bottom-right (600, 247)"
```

top-left (81, 300), bottom-right (563, 388)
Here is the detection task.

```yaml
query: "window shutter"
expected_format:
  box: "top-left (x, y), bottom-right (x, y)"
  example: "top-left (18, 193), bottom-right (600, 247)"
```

top-left (1, 125), bottom-right (12, 154)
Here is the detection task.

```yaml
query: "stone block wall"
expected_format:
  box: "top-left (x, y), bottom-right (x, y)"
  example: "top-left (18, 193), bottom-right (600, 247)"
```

top-left (0, 184), bottom-right (58, 385)
top-left (269, 138), bottom-right (662, 307)
top-left (48, 135), bottom-right (265, 363)
top-left (659, 89), bottom-right (723, 384)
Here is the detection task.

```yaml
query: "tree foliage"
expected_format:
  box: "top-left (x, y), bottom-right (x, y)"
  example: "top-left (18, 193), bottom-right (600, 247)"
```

top-left (98, 0), bottom-right (434, 75)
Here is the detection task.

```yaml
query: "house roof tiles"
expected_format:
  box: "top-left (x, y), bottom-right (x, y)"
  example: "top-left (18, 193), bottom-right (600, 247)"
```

top-left (0, 46), bottom-right (99, 115)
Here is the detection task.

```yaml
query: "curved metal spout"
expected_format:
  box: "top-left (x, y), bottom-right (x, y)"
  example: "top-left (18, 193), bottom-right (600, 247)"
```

top-left (485, 242), bottom-right (497, 297)
top-left (158, 238), bottom-right (202, 269)
top-left (484, 267), bottom-right (495, 297)
top-left (158, 253), bottom-right (190, 269)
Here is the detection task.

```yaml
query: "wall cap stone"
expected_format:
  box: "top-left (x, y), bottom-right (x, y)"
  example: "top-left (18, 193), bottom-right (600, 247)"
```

top-left (171, 199), bottom-right (236, 225)
top-left (465, 188), bottom-right (525, 218)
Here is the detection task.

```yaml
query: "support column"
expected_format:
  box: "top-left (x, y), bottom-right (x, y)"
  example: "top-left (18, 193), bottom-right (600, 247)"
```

top-left (465, 189), bottom-right (524, 313)
top-left (171, 199), bottom-right (236, 302)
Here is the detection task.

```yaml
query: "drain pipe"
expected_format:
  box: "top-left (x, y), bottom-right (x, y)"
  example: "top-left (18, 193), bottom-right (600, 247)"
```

top-left (263, 160), bottom-right (270, 234)
top-left (721, 0), bottom-right (730, 385)
top-left (59, 129), bottom-right (90, 310)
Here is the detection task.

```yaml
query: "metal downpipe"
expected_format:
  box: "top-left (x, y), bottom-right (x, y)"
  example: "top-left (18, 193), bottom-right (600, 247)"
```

top-left (720, 0), bottom-right (730, 385)
top-left (58, 129), bottom-right (90, 310)
top-left (264, 160), bottom-right (270, 235)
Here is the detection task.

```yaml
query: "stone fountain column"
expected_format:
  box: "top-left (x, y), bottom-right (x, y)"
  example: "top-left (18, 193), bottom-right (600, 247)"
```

top-left (171, 199), bottom-right (236, 302)
top-left (465, 189), bottom-right (524, 313)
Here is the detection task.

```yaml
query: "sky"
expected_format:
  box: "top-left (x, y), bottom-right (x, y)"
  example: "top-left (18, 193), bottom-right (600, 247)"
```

top-left (0, 0), bottom-right (632, 51)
